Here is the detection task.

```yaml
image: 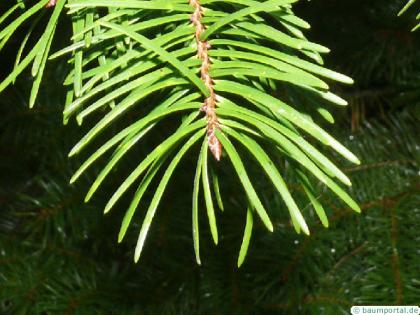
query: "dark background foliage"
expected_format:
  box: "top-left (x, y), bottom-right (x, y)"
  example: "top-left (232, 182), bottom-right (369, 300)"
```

top-left (0, 0), bottom-right (419, 314)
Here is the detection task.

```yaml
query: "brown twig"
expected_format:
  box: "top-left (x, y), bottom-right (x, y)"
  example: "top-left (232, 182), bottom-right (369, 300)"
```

top-left (189, 0), bottom-right (222, 160)
top-left (331, 241), bottom-right (369, 272)
top-left (303, 295), bottom-right (351, 307)
top-left (387, 199), bottom-right (403, 304)
top-left (280, 189), bottom-right (415, 283)
top-left (344, 160), bottom-right (412, 173)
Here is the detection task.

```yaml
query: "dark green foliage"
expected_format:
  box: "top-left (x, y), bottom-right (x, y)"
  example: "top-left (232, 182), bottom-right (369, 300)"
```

top-left (399, 0), bottom-right (420, 30)
top-left (0, 0), bottom-right (419, 314)
top-left (296, 0), bottom-right (420, 129)
top-left (0, 92), bottom-right (418, 314)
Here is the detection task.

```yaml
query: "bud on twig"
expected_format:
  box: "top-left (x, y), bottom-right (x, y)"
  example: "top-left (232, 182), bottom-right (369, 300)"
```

top-left (46, 0), bottom-right (57, 8)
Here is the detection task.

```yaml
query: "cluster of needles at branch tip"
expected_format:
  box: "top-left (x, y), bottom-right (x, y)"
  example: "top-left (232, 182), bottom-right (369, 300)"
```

top-left (189, 0), bottom-right (222, 161)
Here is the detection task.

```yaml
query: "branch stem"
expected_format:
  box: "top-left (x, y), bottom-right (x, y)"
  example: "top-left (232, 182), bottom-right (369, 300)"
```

top-left (189, 0), bottom-right (222, 160)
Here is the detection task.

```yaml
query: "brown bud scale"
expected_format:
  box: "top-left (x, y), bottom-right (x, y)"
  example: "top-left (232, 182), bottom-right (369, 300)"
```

top-left (45, 0), bottom-right (57, 8)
